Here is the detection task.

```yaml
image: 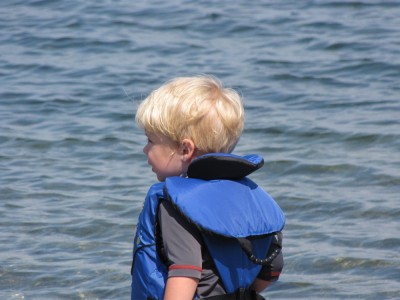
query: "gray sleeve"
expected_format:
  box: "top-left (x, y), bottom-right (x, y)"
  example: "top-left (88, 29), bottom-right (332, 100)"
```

top-left (158, 201), bottom-right (203, 279)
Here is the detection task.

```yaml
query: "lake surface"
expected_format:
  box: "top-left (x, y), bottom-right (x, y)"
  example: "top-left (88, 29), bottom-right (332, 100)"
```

top-left (1, 0), bottom-right (399, 299)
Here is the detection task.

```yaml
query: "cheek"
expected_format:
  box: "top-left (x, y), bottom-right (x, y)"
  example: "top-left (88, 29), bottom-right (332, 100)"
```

top-left (144, 145), bottom-right (159, 164)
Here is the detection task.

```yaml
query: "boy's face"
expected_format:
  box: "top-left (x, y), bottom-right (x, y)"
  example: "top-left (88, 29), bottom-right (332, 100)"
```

top-left (143, 132), bottom-right (185, 181)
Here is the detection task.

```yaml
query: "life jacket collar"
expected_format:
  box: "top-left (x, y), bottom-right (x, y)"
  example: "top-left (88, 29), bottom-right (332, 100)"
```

top-left (187, 153), bottom-right (264, 180)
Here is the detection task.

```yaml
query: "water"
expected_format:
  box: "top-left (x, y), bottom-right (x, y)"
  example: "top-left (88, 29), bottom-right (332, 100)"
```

top-left (1, 0), bottom-right (399, 299)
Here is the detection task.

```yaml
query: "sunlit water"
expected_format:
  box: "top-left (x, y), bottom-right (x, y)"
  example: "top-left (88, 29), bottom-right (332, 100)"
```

top-left (1, 1), bottom-right (399, 299)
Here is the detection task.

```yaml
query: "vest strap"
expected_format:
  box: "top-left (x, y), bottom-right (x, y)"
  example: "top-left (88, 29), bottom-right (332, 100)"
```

top-left (199, 288), bottom-right (265, 300)
top-left (237, 236), bottom-right (282, 266)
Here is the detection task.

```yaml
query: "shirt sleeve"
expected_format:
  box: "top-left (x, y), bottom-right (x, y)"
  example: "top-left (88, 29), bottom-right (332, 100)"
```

top-left (257, 232), bottom-right (284, 282)
top-left (158, 201), bottom-right (203, 279)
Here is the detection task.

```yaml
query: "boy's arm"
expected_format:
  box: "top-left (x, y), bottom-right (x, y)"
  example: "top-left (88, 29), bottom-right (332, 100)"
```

top-left (164, 277), bottom-right (199, 300)
top-left (251, 278), bottom-right (270, 292)
top-left (158, 201), bottom-right (203, 297)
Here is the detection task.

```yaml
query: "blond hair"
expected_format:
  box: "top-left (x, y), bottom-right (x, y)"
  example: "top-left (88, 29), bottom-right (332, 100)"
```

top-left (135, 75), bottom-right (244, 153)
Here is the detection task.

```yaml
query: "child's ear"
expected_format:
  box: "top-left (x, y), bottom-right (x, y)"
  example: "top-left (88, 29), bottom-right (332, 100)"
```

top-left (180, 138), bottom-right (196, 162)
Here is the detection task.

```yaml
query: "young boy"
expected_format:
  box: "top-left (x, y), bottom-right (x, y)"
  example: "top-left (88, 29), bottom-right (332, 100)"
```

top-left (131, 76), bottom-right (285, 300)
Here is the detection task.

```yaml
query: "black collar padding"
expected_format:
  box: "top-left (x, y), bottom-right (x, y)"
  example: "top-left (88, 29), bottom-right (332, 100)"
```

top-left (187, 154), bottom-right (264, 180)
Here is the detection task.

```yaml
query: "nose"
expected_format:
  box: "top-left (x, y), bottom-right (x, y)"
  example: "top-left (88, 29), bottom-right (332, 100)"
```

top-left (143, 143), bottom-right (149, 154)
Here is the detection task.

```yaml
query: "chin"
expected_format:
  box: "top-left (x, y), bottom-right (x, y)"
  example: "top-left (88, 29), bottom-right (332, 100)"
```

top-left (156, 175), bottom-right (166, 182)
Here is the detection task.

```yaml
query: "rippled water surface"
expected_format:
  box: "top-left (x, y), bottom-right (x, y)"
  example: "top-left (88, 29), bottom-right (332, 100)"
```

top-left (1, 1), bottom-right (399, 299)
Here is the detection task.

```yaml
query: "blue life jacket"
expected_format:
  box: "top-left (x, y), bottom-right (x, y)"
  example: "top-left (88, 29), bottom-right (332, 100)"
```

top-left (131, 153), bottom-right (285, 300)
top-left (131, 182), bottom-right (167, 300)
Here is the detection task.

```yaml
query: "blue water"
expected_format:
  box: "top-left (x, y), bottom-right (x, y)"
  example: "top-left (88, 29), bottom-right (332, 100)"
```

top-left (1, 1), bottom-right (399, 299)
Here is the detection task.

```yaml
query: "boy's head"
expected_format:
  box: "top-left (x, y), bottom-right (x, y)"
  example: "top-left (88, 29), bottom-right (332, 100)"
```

top-left (135, 75), bottom-right (244, 154)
